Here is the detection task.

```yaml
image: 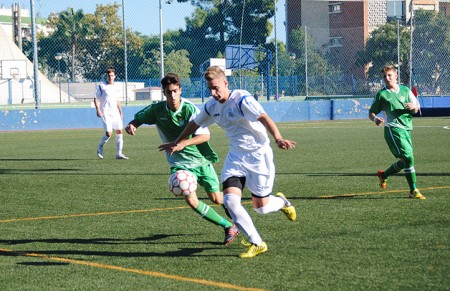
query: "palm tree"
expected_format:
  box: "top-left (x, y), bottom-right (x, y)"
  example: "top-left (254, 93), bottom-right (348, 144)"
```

top-left (56, 8), bottom-right (90, 81)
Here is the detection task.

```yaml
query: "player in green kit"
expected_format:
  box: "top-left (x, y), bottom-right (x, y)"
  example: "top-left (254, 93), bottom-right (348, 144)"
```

top-left (369, 64), bottom-right (425, 199)
top-left (125, 73), bottom-right (239, 245)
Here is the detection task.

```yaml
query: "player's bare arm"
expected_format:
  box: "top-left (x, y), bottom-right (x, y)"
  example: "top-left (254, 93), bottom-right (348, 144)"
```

top-left (165, 133), bottom-right (210, 152)
top-left (257, 113), bottom-right (296, 150)
top-left (125, 120), bottom-right (142, 135)
top-left (404, 102), bottom-right (419, 114)
top-left (117, 100), bottom-right (123, 119)
top-left (94, 98), bottom-right (102, 118)
top-left (158, 120), bottom-right (200, 154)
top-left (369, 112), bottom-right (384, 126)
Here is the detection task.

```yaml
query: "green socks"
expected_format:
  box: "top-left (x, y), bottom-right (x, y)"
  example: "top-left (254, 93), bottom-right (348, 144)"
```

top-left (384, 160), bottom-right (404, 178)
top-left (194, 201), bottom-right (233, 228)
top-left (384, 160), bottom-right (417, 191)
top-left (404, 167), bottom-right (417, 191)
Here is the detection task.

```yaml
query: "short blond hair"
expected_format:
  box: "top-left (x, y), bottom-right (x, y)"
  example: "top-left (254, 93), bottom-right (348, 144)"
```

top-left (381, 64), bottom-right (397, 74)
top-left (204, 66), bottom-right (225, 81)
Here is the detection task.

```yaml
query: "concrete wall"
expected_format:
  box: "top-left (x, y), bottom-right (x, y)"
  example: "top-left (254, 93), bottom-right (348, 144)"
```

top-left (1, 97), bottom-right (449, 131)
top-left (66, 82), bottom-right (145, 102)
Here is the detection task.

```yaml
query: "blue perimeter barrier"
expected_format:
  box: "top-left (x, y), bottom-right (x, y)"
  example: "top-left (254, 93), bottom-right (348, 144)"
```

top-left (1, 97), bottom-right (449, 131)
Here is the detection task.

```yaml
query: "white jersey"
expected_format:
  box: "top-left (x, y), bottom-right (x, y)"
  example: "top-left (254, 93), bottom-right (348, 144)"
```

top-left (95, 83), bottom-right (121, 117)
top-left (194, 89), bottom-right (270, 152)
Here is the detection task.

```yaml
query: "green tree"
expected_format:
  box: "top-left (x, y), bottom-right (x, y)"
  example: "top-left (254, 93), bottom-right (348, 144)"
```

top-left (285, 27), bottom-right (334, 95)
top-left (355, 20), bottom-right (410, 83)
top-left (355, 11), bottom-right (450, 95)
top-left (226, 0), bottom-right (274, 45)
top-left (174, 8), bottom-right (221, 77)
top-left (122, 31), bottom-right (145, 80)
top-left (164, 50), bottom-right (193, 78)
top-left (137, 35), bottom-right (160, 79)
top-left (139, 48), bottom-right (160, 79)
top-left (173, 0), bottom-right (276, 76)
top-left (412, 10), bottom-right (450, 94)
top-left (53, 8), bottom-right (91, 81)
top-left (83, 3), bottom-right (143, 80)
top-left (137, 31), bottom-right (190, 79)
top-left (139, 47), bottom-right (193, 79)
top-left (30, 30), bottom-right (66, 78)
top-left (39, 8), bottom-right (92, 81)
top-left (35, 9), bottom-right (84, 81)
top-left (38, 4), bottom-right (145, 81)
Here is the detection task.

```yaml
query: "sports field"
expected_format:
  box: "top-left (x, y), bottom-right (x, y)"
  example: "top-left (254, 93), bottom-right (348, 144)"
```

top-left (1, 117), bottom-right (449, 290)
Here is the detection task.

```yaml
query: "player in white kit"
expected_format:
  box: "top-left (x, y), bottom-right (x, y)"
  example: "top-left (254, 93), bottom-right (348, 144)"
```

top-left (159, 66), bottom-right (297, 258)
top-left (94, 68), bottom-right (128, 160)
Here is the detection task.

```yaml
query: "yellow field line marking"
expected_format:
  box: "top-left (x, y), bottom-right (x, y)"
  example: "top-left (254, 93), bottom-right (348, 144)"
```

top-left (319, 185), bottom-right (450, 198)
top-left (0, 202), bottom-right (251, 224)
top-left (1, 186), bottom-right (448, 223)
top-left (0, 248), bottom-right (266, 291)
top-left (0, 206), bottom-right (188, 223)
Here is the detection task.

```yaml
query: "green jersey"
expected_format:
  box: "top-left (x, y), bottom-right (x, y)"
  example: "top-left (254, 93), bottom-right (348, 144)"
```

top-left (369, 85), bottom-right (419, 130)
top-left (134, 99), bottom-right (218, 168)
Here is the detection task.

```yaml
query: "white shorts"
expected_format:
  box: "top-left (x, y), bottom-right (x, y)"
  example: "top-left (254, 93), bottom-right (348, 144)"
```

top-left (102, 113), bottom-right (123, 133)
top-left (221, 146), bottom-right (275, 197)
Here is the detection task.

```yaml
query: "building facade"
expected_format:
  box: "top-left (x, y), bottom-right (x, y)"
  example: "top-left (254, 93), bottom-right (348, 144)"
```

top-left (285, 0), bottom-right (441, 77)
top-left (0, 4), bottom-right (49, 49)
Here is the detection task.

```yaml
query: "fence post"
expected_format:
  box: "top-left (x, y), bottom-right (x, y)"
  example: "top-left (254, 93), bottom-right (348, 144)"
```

top-left (305, 26), bottom-right (308, 98)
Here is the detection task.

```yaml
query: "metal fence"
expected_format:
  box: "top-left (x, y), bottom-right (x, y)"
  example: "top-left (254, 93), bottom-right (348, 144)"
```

top-left (0, 0), bottom-right (449, 106)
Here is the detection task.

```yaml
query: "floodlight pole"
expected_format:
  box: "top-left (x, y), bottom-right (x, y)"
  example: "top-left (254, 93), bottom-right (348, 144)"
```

top-left (409, 0), bottom-right (414, 89)
top-left (30, 0), bottom-right (40, 108)
top-left (122, 0), bottom-right (129, 105)
top-left (273, 0), bottom-right (279, 101)
top-left (305, 26), bottom-right (308, 98)
top-left (397, 18), bottom-right (401, 82)
top-left (289, 53), bottom-right (296, 95)
top-left (159, 0), bottom-right (164, 79)
top-left (55, 53), bottom-right (62, 103)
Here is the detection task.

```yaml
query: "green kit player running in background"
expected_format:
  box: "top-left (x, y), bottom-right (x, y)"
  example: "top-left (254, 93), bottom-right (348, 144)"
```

top-left (125, 73), bottom-right (239, 245)
top-left (369, 64), bottom-right (425, 200)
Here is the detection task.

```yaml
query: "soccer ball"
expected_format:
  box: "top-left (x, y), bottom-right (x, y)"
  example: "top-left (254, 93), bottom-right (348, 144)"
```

top-left (168, 170), bottom-right (197, 197)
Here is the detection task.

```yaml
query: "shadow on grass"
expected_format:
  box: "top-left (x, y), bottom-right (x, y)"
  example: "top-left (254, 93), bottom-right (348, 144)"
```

top-left (0, 168), bottom-right (166, 175)
top-left (0, 158), bottom-right (82, 161)
top-left (1, 248), bottom-right (206, 258)
top-left (0, 234), bottom-right (209, 258)
top-left (1, 166), bottom-right (448, 177)
top-left (17, 262), bottom-right (70, 266)
top-left (20, 248), bottom-right (205, 257)
top-left (0, 168), bottom-right (83, 174)
top-left (0, 234), bottom-right (181, 246)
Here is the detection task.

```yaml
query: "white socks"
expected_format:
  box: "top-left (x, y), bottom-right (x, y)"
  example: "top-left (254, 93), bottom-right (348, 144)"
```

top-left (116, 134), bottom-right (123, 156)
top-left (224, 194), bottom-right (263, 245)
top-left (99, 135), bottom-right (110, 147)
top-left (254, 195), bottom-right (284, 214)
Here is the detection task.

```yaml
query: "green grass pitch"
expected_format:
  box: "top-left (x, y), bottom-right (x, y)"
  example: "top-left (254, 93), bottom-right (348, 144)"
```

top-left (0, 117), bottom-right (449, 290)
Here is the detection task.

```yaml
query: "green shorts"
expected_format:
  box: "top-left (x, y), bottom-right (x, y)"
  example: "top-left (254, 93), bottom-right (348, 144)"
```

top-left (384, 126), bottom-right (414, 159)
top-left (171, 164), bottom-right (220, 193)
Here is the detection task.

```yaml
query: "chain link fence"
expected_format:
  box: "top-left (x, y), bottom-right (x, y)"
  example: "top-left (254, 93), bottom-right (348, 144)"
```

top-left (0, 0), bottom-right (449, 106)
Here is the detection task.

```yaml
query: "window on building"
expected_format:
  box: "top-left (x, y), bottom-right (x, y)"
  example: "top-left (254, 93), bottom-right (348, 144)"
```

top-left (329, 37), bottom-right (343, 47)
top-left (387, 0), bottom-right (405, 19)
top-left (329, 3), bottom-right (342, 14)
top-left (414, 4), bottom-right (438, 11)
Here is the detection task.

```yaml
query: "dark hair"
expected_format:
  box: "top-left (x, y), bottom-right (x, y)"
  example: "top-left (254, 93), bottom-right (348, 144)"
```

top-left (161, 73), bottom-right (181, 89)
top-left (106, 68), bottom-right (115, 74)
